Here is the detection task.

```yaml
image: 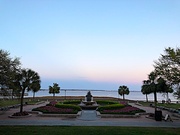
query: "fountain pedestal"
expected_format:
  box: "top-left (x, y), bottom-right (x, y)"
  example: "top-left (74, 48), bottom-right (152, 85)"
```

top-left (79, 91), bottom-right (98, 110)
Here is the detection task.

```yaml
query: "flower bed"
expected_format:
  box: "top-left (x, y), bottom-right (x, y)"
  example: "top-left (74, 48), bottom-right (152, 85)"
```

top-left (32, 101), bottom-right (81, 114)
top-left (49, 101), bottom-right (58, 106)
top-left (101, 105), bottom-right (145, 115)
top-left (12, 111), bottom-right (29, 116)
top-left (97, 100), bottom-right (145, 115)
top-left (32, 106), bottom-right (78, 114)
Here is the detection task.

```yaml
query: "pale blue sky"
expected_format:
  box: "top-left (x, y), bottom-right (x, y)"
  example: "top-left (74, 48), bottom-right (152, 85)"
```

top-left (0, 0), bottom-right (179, 90)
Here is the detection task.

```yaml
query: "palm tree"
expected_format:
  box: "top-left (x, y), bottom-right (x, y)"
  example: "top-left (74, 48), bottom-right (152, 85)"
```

top-left (148, 71), bottom-right (158, 110)
top-left (118, 85), bottom-right (130, 100)
top-left (30, 80), bottom-right (41, 100)
top-left (49, 83), bottom-right (60, 98)
top-left (14, 69), bottom-right (41, 113)
top-left (141, 80), bottom-right (151, 102)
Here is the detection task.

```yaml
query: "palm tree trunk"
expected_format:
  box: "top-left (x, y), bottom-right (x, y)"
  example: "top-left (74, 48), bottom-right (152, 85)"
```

top-left (11, 90), bottom-right (13, 99)
top-left (20, 88), bottom-right (25, 113)
top-left (166, 92), bottom-right (169, 101)
top-left (33, 92), bottom-right (35, 100)
top-left (146, 94), bottom-right (148, 102)
top-left (154, 91), bottom-right (157, 111)
top-left (123, 94), bottom-right (125, 100)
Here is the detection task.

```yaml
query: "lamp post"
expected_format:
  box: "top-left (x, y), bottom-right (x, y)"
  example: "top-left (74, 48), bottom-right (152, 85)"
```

top-left (65, 90), bottom-right (66, 100)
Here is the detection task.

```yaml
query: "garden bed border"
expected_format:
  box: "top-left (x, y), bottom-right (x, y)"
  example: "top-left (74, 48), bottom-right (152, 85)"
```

top-left (96, 111), bottom-right (143, 118)
top-left (29, 111), bottom-right (81, 118)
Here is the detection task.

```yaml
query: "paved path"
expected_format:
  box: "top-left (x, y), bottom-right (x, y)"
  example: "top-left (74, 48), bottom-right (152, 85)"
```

top-left (77, 110), bottom-right (100, 121)
top-left (0, 102), bottom-right (180, 127)
top-left (129, 103), bottom-right (179, 119)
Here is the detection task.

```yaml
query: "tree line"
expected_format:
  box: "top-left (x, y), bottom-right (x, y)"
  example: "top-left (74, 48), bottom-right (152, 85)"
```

top-left (0, 49), bottom-right (41, 113)
top-left (0, 49), bottom-right (61, 113)
top-left (141, 47), bottom-right (180, 107)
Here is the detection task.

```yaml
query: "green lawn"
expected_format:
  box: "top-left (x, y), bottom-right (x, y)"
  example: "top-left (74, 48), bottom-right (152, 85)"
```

top-left (0, 99), bottom-right (41, 107)
top-left (139, 101), bottom-right (180, 109)
top-left (157, 103), bottom-right (180, 109)
top-left (0, 100), bottom-right (20, 107)
top-left (0, 126), bottom-right (179, 135)
top-left (138, 101), bottom-right (154, 107)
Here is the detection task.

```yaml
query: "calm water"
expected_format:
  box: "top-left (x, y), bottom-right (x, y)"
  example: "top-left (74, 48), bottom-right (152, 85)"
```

top-left (27, 89), bottom-right (178, 102)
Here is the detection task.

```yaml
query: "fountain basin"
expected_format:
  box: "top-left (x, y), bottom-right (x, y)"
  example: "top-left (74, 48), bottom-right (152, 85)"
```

top-left (79, 101), bottom-right (98, 110)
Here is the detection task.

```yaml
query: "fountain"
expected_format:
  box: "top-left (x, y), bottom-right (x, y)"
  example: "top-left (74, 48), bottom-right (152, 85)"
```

top-left (79, 91), bottom-right (98, 110)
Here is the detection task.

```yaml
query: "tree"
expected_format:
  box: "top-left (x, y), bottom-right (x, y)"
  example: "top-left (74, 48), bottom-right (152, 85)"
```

top-left (156, 77), bottom-right (173, 102)
top-left (0, 49), bottom-right (21, 98)
top-left (118, 85), bottom-right (130, 100)
top-left (173, 85), bottom-right (180, 99)
top-left (154, 47), bottom-right (180, 99)
top-left (14, 69), bottom-right (41, 113)
top-left (49, 83), bottom-right (60, 98)
top-left (141, 80), bottom-right (151, 102)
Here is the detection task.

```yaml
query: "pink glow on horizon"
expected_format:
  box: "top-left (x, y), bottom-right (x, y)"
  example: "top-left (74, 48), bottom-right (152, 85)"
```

top-left (40, 69), bottom-right (150, 85)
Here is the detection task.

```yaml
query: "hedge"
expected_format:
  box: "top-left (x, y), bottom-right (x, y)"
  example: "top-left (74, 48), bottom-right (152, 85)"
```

top-left (96, 100), bottom-right (119, 105)
top-left (55, 103), bottom-right (81, 111)
top-left (62, 100), bottom-right (81, 105)
top-left (97, 104), bottom-right (125, 111)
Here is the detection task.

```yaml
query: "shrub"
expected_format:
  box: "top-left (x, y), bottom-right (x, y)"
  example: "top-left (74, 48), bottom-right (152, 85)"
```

top-left (55, 103), bottom-right (81, 112)
top-left (63, 100), bottom-right (81, 105)
top-left (97, 104), bottom-right (125, 111)
top-left (96, 100), bottom-right (119, 106)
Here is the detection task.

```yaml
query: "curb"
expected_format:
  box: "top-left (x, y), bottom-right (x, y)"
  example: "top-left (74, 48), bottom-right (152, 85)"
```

top-left (100, 114), bottom-right (140, 118)
top-left (27, 101), bottom-right (46, 105)
top-left (172, 113), bottom-right (180, 118)
top-left (8, 114), bottom-right (32, 118)
top-left (97, 111), bottom-right (141, 118)
top-left (28, 111), bottom-right (81, 118)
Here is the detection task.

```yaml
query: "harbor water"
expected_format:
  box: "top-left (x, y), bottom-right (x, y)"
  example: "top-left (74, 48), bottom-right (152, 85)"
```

top-left (26, 89), bottom-right (178, 102)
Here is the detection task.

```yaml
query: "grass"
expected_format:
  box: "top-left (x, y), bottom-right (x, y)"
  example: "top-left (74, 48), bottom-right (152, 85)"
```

top-left (0, 99), bottom-right (20, 107)
top-left (0, 99), bottom-right (42, 107)
top-left (139, 101), bottom-right (180, 109)
top-left (0, 96), bottom-right (120, 107)
top-left (157, 103), bottom-right (180, 109)
top-left (0, 126), bottom-right (179, 135)
top-left (138, 101), bottom-right (154, 107)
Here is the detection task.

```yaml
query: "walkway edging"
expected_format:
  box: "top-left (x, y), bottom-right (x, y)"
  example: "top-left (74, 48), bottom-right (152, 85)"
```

top-left (99, 113), bottom-right (140, 118)
top-left (28, 111), bottom-right (81, 118)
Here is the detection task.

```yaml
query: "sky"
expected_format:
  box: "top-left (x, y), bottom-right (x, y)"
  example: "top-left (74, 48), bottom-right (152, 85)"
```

top-left (0, 0), bottom-right (180, 91)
